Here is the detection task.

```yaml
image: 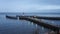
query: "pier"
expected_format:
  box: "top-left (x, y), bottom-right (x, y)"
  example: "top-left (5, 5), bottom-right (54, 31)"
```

top-left (6, 15), bottom-right (60, 34)
top-left (31, 16), bottom-right (60, 20)
top-left (6, 16), bottom-right (17, 19)
top-left (17, 16), bottom-right (60, 20)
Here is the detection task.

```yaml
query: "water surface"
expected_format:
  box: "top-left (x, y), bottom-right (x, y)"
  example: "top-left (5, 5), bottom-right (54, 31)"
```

top-left (0, 13), bottom-right (60, 34)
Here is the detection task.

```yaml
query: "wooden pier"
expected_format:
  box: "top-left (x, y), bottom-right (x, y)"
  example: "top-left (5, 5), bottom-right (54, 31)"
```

top-left (32, 16), bottom-right (60, 20)
top-left (6, 16), bottom-right (17, 19)
top-left (6, 15), bottom-right (60, 34)
top-left (19, 16), bottom-right (60, 34)
top-left (17, 16), bottom-right (60, 20)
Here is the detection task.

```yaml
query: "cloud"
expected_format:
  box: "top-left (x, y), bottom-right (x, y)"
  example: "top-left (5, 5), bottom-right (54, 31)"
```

top-left (35, 5), bottom-right (60, 10)
top-left (14, 5), bottom-right (60, 11)
top-left (0, 0), bottom-right (60, 12)
top-left (0, 4), bottom-right (60, 12)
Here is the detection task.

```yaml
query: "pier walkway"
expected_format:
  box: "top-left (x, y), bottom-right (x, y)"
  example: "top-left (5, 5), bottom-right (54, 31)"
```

top-left (19, 16), bottom-right (60, 34)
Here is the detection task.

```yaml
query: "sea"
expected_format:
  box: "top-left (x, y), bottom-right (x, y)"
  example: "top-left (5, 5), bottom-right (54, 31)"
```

top-left (0, 13), bottom-right (60, 34)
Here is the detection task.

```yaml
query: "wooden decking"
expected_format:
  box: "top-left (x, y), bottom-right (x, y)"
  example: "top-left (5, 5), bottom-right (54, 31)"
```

top-left (6, 15), bottom-right (60, 34)
top-left (19, 16), bottom-right (60, 34)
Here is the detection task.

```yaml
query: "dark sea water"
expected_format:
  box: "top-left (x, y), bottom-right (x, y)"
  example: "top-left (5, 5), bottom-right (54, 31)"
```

top-left (0, 13), bottom-right (60, 34)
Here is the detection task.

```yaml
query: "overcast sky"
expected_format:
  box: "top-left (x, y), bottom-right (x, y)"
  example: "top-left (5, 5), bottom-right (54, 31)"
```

top-left (0, 0), bottom-right (60, 13)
